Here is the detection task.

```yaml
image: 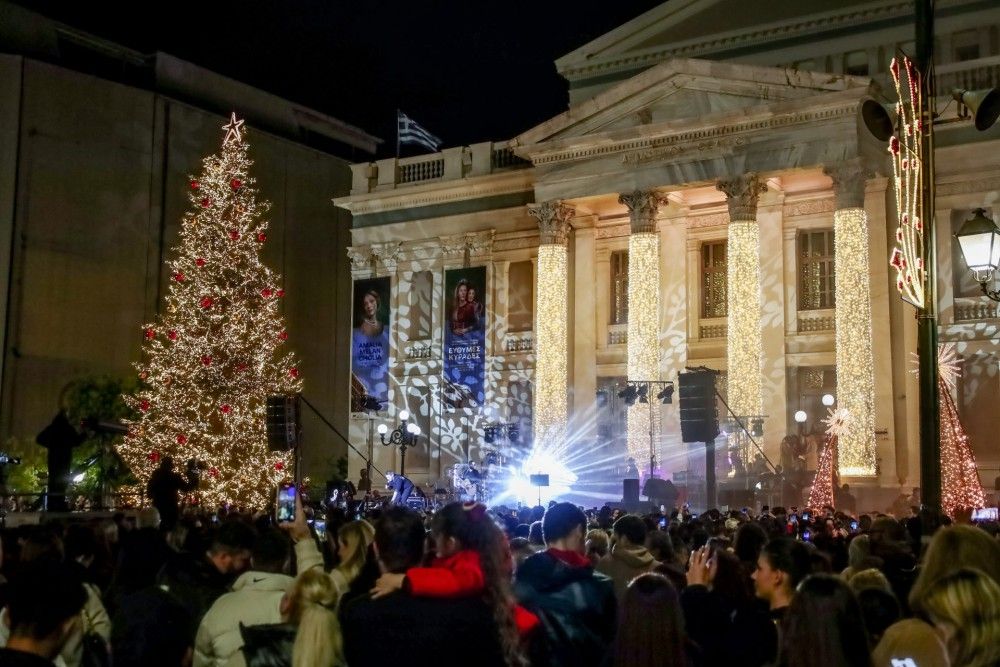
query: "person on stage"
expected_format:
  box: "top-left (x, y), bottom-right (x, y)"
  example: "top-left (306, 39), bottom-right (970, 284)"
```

top-left (386, 471), bottom-right (415, 506)
top-left (624, 457), bottom-right (640, 480)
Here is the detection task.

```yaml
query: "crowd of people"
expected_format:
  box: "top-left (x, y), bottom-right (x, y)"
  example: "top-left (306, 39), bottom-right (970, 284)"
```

top-left (0, 492), bottom-right (998, 667)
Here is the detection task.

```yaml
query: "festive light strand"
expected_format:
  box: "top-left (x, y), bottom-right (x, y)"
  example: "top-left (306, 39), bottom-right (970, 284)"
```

top-left (626, 232), bottom-right (660, 463)
top-left (534, 244), bottom-right (568, 444)
top-left (119, 118), bottom-right (301, 508)
top-left (726, 221), bottom-right (762, 419)
top-left (888, 56), bottom-right (926, 308)
top-left (835, 208), bottom-right (878, 476)
top-left (809, 408), bottom-right (850, 508)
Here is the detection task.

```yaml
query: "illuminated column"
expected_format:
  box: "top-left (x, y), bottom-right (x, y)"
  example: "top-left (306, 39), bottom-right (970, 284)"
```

top-left (619, 190), bottom-right (665, 467)
top-left (717, 174), bottom-right (766, 421)
top-left (825, 161), bottom-right (877, 476)
top-left (528, 201), bottom-right (574, 445)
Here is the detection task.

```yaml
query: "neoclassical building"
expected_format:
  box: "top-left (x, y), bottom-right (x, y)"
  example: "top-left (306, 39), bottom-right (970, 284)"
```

top-left (337, 0), bottom-right (1000, 508)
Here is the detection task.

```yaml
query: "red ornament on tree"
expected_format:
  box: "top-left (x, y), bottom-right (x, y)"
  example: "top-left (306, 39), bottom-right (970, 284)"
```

top-left (139, 399), bottom-right (150, 412)
top-left (209, 467), bottom-right (220, 478)
top-left (144, 328), bottom-right (155, 340)
top-left (176, 434), bottom-right (187, 445)
top-left (149, 451), bottom-right (161, 463)
top-left (167, 330), bottom-right (178, 341)
top-left (256, 232), bottom-right (267, 243)
top-left (190, 180), bottom-right (200, 190)
top-left (201, 355), bottom-right (212, 366)
top-left (173, 272), bottom-right (185, 282)
top-left (261, 288), bottom-right (274, 299)
top-left (220, 404), bottom-right (232, 414)
top-left (139, 371), bottom-right (148, 381)
top-left (288, 367), bottom-right (299, 378)
top-left (278, 331), bottom-right (288, 341)
top-left (230, 178), bottom-right (242, 190)
top-left (274, 461), bottom-right (285, 471)
top-left (236, 362), bottom-right (248, 372)
top-left (201, 197), bottom-right (211, 208)
top-left (276, 289), bottom-right (285, 298)
top-left (195, 258), bottom-right (206, 267)
top-left (200, 296), bottom-right (214, 309)
top-left (229, 229), bottom-right (240, 241)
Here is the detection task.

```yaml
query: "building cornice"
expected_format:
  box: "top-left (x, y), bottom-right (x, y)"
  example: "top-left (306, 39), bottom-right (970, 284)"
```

top-left (557, 0), bottom-right (919, 82)
top-left (516, 93), bottom-right (862, 168)
top-left (333, 170), bottom-right (534, 217)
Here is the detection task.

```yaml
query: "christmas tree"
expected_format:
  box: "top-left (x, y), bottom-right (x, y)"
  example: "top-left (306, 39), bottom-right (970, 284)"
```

top-left (808, 408), bottom-right (849, 510)
top-left (119, 114), bottom-right (301, 508)
top-left (936, 345), bottom-right (986, 517)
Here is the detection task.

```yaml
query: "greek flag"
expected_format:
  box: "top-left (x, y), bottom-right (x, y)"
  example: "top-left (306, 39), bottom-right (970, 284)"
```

top-left (397, 110), bottom-right (442, 152)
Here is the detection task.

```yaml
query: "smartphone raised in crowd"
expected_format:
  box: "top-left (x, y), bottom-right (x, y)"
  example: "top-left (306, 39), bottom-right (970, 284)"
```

top-left (276, 482), bottom-right (296, 523)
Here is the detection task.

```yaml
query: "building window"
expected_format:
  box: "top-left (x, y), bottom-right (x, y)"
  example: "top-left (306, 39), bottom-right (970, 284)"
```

top-left (844, 50), bottom-right (869, 76)
top-left (799, 230), bottom-right (836, 310)
top-left (507, 261), bottom-right (533, 332)
top-left (701, 241), bottom-right (727, 318)
top-left (610, 250), bottom-right (629, 324)
top-left (953, 29), bottom-right (981, 62)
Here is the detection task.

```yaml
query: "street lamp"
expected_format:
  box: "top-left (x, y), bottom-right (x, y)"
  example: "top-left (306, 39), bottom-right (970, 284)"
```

top-left (822, 394), bottom-right (835, 407)
top-left (956, 208), bottom-right (1000, 301)
top-left (378, 411), bottom-right (421, 476)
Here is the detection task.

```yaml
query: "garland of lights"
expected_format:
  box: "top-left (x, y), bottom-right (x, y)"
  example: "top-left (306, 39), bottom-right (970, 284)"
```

top-left (726, 221), bottom-right (763, 419)
top-left (119, 114), bottom-right (301, 508)
top-left (534, 244), bottom-right (568, 444)
top-left (835, 208), bottom-right (878, 476)
top-left (626, 232), bottom-right (661, 464)
top-left (888, 56), bottom-right (926, 307)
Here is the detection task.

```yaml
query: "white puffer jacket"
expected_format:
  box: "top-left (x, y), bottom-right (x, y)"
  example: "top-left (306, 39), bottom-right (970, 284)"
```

top-left (193, 571), bottom-right (295, 667)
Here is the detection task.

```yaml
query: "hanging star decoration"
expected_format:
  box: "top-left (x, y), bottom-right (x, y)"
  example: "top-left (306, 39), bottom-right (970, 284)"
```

top-left (222, 112), bottom-right (245, 146)
top-left (908, 344), bottom-right (961, 390)
top-left (823, 407), bottom-right (851, 438)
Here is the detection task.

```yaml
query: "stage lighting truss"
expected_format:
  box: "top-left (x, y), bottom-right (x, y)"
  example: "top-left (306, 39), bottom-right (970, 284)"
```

top-left (483, 421), bottom-right (520, 445)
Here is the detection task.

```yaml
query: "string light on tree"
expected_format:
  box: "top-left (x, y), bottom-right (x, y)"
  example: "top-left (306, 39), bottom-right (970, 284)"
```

top-left (910, 344), bottom-right (987, 517)
top-left (120, 114), bottom-right (301, 508)
top-left (809, 408), bottom-right (849, 509)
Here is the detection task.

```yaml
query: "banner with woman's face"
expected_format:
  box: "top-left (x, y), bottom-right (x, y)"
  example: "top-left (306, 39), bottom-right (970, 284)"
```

top-left (351, 277), bottom-right (391, 405)
top-left (443, 266), bottom-right (486, 408)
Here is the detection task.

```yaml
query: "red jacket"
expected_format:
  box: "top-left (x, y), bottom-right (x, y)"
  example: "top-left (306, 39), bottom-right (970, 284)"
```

top-left (405, 549), bottom-right (539, 635)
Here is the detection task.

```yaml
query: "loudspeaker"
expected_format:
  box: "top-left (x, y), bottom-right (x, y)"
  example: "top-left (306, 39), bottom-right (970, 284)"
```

top-left (678, 371), bottom-right (719, 443)
top-left (953, 88), bottom-right (1000, 131)
top-left (266, 394), bottom-right (300, 451)
top-left (623, 479), bottom-right (640, 504)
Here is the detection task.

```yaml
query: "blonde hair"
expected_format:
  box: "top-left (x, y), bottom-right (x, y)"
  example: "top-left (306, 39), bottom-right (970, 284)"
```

top-left (923, 568), bottom-right (1000, 667)
top-left (909, 525), bottom-right (1000, 614)
top-left (287, 569), bottom-right (343, 667)
top-left (847, 567), bottom-right (892, 594)
top-left (335, 520), bottom-right (375, 586)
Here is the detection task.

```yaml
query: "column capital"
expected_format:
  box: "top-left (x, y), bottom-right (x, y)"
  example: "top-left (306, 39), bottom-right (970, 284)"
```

top-left (528, 201), bottom-right (575, 245)
top-left (618, 190), bottom-right (667, 234)
top-left (717, 173), bottom-right (767, 221)
top-left (824, 158), bottom-right (875, 210)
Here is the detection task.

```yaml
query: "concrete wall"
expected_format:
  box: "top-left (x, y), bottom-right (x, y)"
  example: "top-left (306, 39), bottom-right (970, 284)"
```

top-left (0, 57), bottom-right (353, 481)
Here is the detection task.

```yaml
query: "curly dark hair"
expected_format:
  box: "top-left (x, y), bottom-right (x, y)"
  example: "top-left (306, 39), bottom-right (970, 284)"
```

top-left (432, 502), bottom-right (526, 667)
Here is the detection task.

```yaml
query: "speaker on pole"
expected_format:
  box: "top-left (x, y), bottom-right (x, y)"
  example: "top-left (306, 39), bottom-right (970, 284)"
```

top-left (266, 394), bottom-right (300, 451)
top-left (678, 371), bottom-right (719, 444)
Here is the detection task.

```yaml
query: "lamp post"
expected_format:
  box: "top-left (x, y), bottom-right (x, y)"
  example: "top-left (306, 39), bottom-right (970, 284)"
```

top-left (794, 410), bottom-right (808, 436)
top-left (378, 410), bottom-right (421, 477)
top-left (956, 208), bottom-right (1000, 301)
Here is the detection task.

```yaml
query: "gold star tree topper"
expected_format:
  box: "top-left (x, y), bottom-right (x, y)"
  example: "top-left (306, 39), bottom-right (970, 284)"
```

top-left (823, 407), bottom-right (851, 438)
top-left (222, 112), bottom-right (245, 145)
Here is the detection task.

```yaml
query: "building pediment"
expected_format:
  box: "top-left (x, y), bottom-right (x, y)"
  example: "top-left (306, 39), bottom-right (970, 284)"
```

top-left (514, 58), bottom-right (876, 149)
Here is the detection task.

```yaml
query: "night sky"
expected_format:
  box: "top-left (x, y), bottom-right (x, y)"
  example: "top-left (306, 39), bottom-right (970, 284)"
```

top-left (11, 0), bottom-right (665, 157)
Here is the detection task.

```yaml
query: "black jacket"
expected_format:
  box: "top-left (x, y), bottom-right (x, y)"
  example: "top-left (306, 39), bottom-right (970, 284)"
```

top-left (681, 584), bottom-right (776, 667)
top-left (514, 551), bottom-right (617, 667)
top-left (155, 550), bottom-right (232, 628)
top-left (0, 648), bottom-right (56, 667)
top-left (237, 622), bottom-right (295, 667)
top-left (340, 590), bottom-right (506, 667)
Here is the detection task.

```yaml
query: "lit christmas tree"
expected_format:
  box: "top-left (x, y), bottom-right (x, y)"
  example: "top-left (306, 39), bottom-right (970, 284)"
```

top-left (935, 345), bottom-right (986, 517)
top-left (119, 114), bottom-right (301, 508)
top-left (808, 408), bottom-right (849, 510)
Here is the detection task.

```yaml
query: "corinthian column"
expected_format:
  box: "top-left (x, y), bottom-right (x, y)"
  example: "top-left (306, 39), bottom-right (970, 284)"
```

top-left (717, 174), bottom-right (767, 421)
top-left (619, 190), bottom-right (665, 471)
top-left (528, 201), bottom-right (574, 445)
top-left (825, 160), bottom-right (877, 476)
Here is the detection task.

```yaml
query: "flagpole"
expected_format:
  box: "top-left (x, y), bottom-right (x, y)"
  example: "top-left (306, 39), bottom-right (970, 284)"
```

top-left (395, 109), bottom-right (401, 159)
